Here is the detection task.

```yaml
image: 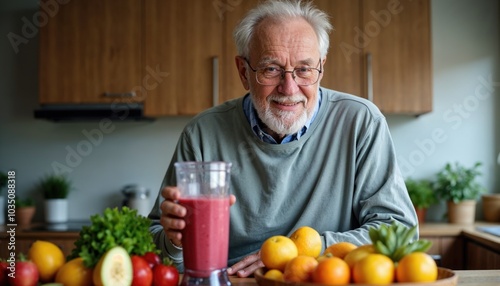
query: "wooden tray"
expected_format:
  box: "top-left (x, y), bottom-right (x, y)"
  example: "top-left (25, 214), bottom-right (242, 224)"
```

top-left (254, 267), bottom-right (457, 286)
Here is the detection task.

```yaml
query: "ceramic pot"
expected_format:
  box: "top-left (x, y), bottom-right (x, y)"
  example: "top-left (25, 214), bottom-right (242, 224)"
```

top-left (16, 206), bottom-right (36, 225)
top-left (482, 194), bottom-right (500, 222)
top-left (44, 199), bottom-right (68, 223)
top-left (447, 200), bottom-right (476, 224)
top-left (414, 206), bottom-right (427, 224)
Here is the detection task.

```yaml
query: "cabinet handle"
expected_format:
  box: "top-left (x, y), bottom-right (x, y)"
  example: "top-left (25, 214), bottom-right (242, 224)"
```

top-left (366, 53), bottom-right (373, 102)
top-left (212, 56), bottom-right (219, 107)
top-left (104, 92), bottom-right (136, 98)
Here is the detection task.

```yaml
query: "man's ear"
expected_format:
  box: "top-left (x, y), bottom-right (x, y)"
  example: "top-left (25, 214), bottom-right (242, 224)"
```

top-left (235, 56), bottom-right (250, 90)
top-left (319, 56), bottom-right (327, 81)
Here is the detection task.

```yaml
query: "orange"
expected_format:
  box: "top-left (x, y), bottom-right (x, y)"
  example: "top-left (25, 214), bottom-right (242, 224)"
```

top-left (352, 253), bottom-right (395, 284)
top-left (289, 226), bottom-right (322, 258)
top-left (312, 257), bottom-right (350, 285)
top-left (28, 240), bottom-right (66, 282)
top-left (283, 255), bottom-right (319, 283)
top-left (264, 269), bottom-right (284, 281)
top-left (55, 257), bottom-right (93, 286)
top-left (396, 252), bottom-right (438, 282)
top-left (324, 242), bottom-right (358, 259)
top-left (343, 244), bottom-right (375, 269)
top-left (260, 235), bottom-right (298, 271)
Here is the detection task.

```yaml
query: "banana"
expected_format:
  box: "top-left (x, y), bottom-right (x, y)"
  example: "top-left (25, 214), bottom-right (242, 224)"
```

top-left (400, 225), bottom-right (417, 246)
top-left (385, 226), bottom-right (397, 253)
top-left (369, 227), bottom-right (380, 243)
top-left (375, 240), bottom-right (391, 256)
top-left (368, 221), bottom-right (433, 262)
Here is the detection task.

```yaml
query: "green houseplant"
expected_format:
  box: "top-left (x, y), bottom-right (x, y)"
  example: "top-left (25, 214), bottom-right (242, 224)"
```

top-left (405, 178), bottom-right (437, 224)
top-left (434, 161), bottom-right (485, 224)
top-left (39, 174), bottom-right (72, 199)
top-left (38, 174), bottom-right (73, 223)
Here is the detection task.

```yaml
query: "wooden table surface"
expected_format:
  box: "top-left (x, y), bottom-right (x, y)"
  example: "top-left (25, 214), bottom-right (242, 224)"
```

top-left (227, 270), bottom-right (500, 286)
top-left (454, 270), bottom-right (500, 286)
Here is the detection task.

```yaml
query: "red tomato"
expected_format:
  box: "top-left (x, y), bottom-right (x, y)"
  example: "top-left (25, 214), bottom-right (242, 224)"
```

top-left (132, 255), bottom-right (153, 286)
top-left (7, 260), bottom-right (39, 286)
top-left (0, 260), bottom-right (9, 286)
top-left (153, 258), bottom-right (179, 286)
top-left (142, 252), bottom-right (161, 269)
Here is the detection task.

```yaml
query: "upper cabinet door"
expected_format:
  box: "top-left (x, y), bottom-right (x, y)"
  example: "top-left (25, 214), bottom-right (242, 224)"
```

top-left (143, 0), bottom-right (223, 116)
top-left (220, 0), bottom-right (261, 104)
top-left (39, 0), bottom-right (142, 104)
top-left (315, 0), bottom-right (364, 97)
top-left (362, 0), bottom-right (432, 115)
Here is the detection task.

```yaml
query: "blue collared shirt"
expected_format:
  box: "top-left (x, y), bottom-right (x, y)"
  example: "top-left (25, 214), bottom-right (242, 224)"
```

top-left (242, 89), bottom-right (322, 144)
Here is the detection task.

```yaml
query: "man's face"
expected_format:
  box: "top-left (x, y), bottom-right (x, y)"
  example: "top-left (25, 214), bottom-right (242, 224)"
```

top-left (236, 17), bottom-right (325, 137)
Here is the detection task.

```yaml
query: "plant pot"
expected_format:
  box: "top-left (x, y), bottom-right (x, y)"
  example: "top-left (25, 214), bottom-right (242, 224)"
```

top-left (16, 206), bottom-right (36, 225)
top-left (44, 199), bottom-right (68, 223)
top-left (482, 194), bottom-right (500, 222)
top-left (447, 200), bottom-right (476, 224)
top-left (414, 206), bottom-right (427, 224)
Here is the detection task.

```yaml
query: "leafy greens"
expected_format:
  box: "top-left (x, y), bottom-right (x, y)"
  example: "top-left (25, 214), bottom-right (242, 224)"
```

top-left (69, 206), bottom-right (157, 268)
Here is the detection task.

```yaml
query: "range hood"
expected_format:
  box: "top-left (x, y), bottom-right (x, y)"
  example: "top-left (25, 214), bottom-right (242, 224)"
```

top-left (34, 103), bottom-right (155, 122)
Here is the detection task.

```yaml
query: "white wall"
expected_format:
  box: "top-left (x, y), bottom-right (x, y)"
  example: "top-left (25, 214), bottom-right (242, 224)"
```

top-left (0, 0), bottom-right (499, 222)
top-left (388, 0), bottom-right (500, 220)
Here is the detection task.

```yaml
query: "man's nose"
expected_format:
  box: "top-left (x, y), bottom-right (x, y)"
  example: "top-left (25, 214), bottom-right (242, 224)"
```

top-left (278, 71), bottom-right (300, 95)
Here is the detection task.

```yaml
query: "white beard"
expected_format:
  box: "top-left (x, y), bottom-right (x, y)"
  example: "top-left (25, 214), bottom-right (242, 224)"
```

top-left (252, 94), bottom-right (311, 136)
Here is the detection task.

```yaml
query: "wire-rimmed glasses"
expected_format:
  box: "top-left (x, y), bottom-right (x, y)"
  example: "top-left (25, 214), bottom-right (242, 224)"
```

top-left (244, 58), bottom-right (322, 86)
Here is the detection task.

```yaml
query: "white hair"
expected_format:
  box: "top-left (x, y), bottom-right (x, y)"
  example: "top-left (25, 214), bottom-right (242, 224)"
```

top-left (233, 0), bottom-right (333, 59)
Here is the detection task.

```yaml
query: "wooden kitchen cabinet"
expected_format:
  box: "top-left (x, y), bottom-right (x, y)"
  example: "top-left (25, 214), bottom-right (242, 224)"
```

top-left (39, 0), bottom-right (432, 116)
top-left (466, 240), bottom-right (500, 269)
top-left (420, 235), bottom-right (465, 270)
top-left (220, 0), bottom-right (259, 103)
top-left (297, 0), bottom-right (365, 97)
top-left (144, 0), bottom-right (224, 116)
top-left (39, 0), bottom-right (142, 105)
top-left (362, 0), bottom-right (432, 115)
top-left (39, 0), bottom-right (233, 116)
top-left (0, 230), bottom-right (79, 259)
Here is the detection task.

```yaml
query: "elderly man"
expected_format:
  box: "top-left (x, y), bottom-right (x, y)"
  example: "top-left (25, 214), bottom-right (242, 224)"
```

top-left (149, 0), bottom-right (417, 277)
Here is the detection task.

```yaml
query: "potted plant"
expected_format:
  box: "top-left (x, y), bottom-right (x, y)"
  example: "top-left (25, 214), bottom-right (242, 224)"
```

top-left (434, 161), bottom-right (485, 224)
top-left (482, 152), bottom-right (500, 222)
top-left (405, 178), bottom-right (437, 224)
top-left (15, 197), bottom-right (36, 226)
top-left (0, 172), bottom-right (7, 225)
top-left (38, 174), bottom-right (72, 223)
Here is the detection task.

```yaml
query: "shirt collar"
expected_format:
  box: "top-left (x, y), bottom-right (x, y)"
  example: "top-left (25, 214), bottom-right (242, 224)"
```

top-left (243, 89), bottom-right (322, 144)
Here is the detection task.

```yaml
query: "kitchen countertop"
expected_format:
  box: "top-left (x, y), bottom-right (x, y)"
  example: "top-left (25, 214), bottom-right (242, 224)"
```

top-left (419, 221), bottom-right (500, 252)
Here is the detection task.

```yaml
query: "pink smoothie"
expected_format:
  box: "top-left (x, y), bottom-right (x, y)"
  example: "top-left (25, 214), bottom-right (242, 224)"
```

top-left (179, 196), bottom-right (230, 275)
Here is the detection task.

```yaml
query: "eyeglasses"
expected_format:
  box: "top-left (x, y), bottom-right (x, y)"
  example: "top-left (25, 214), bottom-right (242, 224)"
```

top-left (244, 58), bottom-right (322, 86)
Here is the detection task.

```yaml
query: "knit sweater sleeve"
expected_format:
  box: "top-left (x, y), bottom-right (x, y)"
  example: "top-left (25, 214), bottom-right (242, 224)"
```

top-left (320, 91), bottom-right (418, 246)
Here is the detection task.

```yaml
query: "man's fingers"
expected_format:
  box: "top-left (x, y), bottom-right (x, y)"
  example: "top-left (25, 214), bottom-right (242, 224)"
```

top-left (227, 252), bottom-right (261, 277)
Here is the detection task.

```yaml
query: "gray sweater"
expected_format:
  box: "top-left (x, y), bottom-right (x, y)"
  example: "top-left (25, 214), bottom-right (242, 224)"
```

top-left (149, 87), bottom-right (417, 270)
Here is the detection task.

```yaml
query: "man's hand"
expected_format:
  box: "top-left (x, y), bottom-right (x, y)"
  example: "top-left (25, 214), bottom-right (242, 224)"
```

top-left (160, 186), bottom-right (185, 247)
top-left (227, 252), bottom-right (264, 278)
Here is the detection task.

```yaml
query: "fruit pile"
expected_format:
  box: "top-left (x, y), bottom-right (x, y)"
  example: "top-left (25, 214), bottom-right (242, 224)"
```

top-left (260, 222), bottom-right (438, 285)
top-left (0, 207), bottom-right (179, 286)
top-left (0, 242), bottom-right (178, 286)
